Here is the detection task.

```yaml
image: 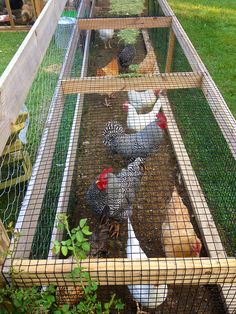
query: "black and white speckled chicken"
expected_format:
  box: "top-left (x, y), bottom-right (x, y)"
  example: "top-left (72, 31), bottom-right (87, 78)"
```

top-left (103, 113), bottom-right (167, 163)
top-left (118, 44), bottom-right (136, 69)
top-left (86, 157), bottom-right (145, 237)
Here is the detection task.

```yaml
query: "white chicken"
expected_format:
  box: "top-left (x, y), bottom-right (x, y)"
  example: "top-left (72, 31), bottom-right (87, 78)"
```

top-left (123, 95), bottom-right (163, 132)
top-left (128, 89), bottom-right (160, 112)
top-left (127, 217), bottom-right (168, 310)
top-left (98, 29), bottom-right (114, 49)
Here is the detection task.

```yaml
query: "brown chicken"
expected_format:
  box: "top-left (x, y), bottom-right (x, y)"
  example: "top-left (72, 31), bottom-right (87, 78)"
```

top-left (161, 187), bottom-right (202, 257)
top-left (138, 47), bottom-right (156, 75)
top-left (96, 57), bottom-right (119, 106)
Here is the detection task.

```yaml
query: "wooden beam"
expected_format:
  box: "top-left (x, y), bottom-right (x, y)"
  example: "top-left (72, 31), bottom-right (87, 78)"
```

top-left (61, 72), bottom-right (202, 94)
top-left (0, 219), bottom-right (9, 287)
top-left (0, 0), bottom-right (67, 156)
top-left (78, 16), bottom-right (172, 30)
top-left (32, 0), bottom-right (44, 17)
top-left (10, 257), bottom-right (236, 286)
top-left (4, 0), bottom-right (15, 27)
top-left (0, 25), bottom-right (31, 32)
top-left (165, 28), bottom-right (175, 73)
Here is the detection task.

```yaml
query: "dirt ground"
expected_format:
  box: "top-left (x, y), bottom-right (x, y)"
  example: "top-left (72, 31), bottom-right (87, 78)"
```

top-left (71, 1), bottom-right (225, 313)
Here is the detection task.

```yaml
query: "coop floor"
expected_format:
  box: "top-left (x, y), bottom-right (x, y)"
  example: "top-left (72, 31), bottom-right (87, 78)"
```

top-left (70, 10), bottom-right (225, 314)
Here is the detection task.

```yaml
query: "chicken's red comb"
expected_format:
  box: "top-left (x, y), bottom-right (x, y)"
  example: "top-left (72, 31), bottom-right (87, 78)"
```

top-left (99, 167), bottom-right (113, 180)
top-left (156, 113), bottom-right (167, 129)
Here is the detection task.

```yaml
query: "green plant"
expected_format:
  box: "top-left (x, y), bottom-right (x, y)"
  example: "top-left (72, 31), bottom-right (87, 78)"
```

top-left (0, 218), bottom-right (124, 313)
top-left (110, 0), bottom-right (145, 16)
top-left (0, 223), bottom-right (58, 313)
top-left (117, 29), bottom-right (140, 45)
top-left (52, 214), bottom-right (124, 314)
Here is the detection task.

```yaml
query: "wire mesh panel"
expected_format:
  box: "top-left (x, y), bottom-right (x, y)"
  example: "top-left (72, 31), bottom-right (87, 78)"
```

top-left (0, 0), bottom-right (235, 313)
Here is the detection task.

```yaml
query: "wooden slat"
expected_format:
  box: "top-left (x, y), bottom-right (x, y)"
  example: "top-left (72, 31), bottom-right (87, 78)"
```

top-left (78, 16), bottom-right (172, 30)
top-left (10, 257), bottom-right (236, 286)
top-left (10, 0), bottom-right (90, 260)
top-left (4, 0), bottom-right (15, 27)
top-left (0, 25), bottom-right (31, 32)
top-left (61, 72), bottom-right (202, 94)
top-left (0, 0), bottom-right (67, 156)
top-left (32, 0), bottom-right (44, 17)
top-left (158, 0), bottom-right (236, 161)
top-left (0, 219), bottom-right (9, 287)
top-left (165, 28), bottom-right (175, 73)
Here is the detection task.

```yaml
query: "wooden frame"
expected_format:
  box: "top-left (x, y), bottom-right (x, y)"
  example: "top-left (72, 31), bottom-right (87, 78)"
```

top-left (10, 257), bottom-right (236, 287)
top-left (78, 16), bottom-right (172, 30)
top-left (0, 0), bottom-right (235, 311)
top-left (0, 0), bottom-right (37, 31)
top-left (61, 72), bottom-right (202, 94)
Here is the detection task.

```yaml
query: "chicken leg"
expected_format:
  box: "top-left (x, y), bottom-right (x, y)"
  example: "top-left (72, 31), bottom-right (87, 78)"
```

top-left (109, 220), bottom-right (120, 238)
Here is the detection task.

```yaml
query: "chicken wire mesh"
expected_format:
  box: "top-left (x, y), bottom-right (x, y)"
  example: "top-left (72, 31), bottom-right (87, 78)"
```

top-left (0, 0), bottom-right (235, 313)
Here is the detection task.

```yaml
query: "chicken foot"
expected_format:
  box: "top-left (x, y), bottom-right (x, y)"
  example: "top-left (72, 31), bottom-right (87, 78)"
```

top-left (109, 220), bottom-right (120, 238)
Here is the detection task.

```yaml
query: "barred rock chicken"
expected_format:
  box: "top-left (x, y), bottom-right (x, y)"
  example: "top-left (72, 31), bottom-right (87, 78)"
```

top-left (127, 217), bottom-right (168, 309)
top-left (96, 57), bottom-right (119, 107)
top-left (128, 89), bottom-right (159, 112)
top-left (86, 158), bottom-right (145, 238)
top-left (118, 44), bottom-right (136, 69)
top-left (98, 29), bottom-right (114, 49)
top-left (162, 187), bottom-right (202, 258)
top-left (138, 47), bottom-right (157, 75)
top-left (123, 96), bottom-right (163, 131)
top-left (103, 113), bottom-right (167, 163)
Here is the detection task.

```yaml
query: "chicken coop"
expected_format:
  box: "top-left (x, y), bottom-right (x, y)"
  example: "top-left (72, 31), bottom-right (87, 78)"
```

top-left (0, 0), bottom-right (44, 31)
top-left (0, 0), bottom-right (236, 312)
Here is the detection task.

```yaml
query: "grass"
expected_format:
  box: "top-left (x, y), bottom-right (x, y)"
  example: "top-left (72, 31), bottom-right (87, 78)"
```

top-left (0, 32), bottom-right (27, 75)
top-left (149, 0), bottom-right (236, 255)
top-left (167, 0), bottom-right (236, 117)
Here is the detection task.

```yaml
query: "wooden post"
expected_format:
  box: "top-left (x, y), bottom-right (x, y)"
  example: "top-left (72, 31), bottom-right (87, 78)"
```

top-left (4, 0), bottom-right (15, 28)
top-left (0, 219), bottom-right (9, 287)
top-left (32, 0), bottom-right (44, 17)
top-left (165, 28), bottom-right (175, 73)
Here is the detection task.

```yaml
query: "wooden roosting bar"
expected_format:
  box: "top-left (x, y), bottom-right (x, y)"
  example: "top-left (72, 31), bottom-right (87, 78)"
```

top-left (0, 0), bottom-right (235, 313)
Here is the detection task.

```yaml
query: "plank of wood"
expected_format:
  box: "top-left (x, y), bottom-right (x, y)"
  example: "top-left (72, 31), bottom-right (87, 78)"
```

top-left (78, 16), bottom-right (172, 30)
top-left (4, 0), bottom-right (15, 27)
top-left (48, 0), bottom-right (95, 258)
top-left (0, 219), bottom-right (9, 287)
top-left (10, 257), bottom-right (236, 286)
top-left (32, 0), bottom-right (44, 17)
top-left (158, 0), bottom-right (236, 161)
top-left (0, 25), bottom-right (31, 32)
top-left (165, 28), bottom-right (175, 73)
top-left (61, 72), bottom-right (202, 94)
top-left (0, 0), bottom-right (67, 156)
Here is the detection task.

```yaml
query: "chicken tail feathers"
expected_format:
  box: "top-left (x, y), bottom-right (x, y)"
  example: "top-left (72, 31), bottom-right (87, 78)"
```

top-left (103, 121), bottom-right (124, 146)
